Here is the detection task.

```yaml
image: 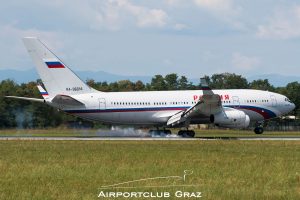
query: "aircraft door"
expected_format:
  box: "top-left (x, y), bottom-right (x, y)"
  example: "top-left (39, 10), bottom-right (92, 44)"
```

top-left (232, 96), bottom-right (240, 108)
top-left (99, 98), bottom-right (106, 110)
top-left (270, 95), bottom-right (277, 107)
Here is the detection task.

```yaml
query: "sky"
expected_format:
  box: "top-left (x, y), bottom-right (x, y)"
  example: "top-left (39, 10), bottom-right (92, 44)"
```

top-left (1, 0), bottom-right (300, 79)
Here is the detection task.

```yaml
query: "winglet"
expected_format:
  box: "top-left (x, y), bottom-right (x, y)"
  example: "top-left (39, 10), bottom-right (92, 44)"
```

top-left (37, 85), bottom-right (50, 100)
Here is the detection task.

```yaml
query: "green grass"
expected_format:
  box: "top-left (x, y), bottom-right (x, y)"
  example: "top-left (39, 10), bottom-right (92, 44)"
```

top-left (193, 129), bottom-right (300, 137)
top-left (0, 141), bottom-right (299, 199)
top-left (0, 128), bottom-right (99, 137)
top-left (0, 128), bottom-right (300, 137)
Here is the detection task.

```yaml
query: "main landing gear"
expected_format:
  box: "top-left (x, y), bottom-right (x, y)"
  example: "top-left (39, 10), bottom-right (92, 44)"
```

top-left (177, 130), bottom-right (195, 138)
top-left (148, 129), bottom-right (195, 137)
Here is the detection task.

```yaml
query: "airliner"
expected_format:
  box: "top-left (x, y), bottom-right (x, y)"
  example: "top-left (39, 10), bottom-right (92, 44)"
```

top-left (6, 37), bottom-right (295, 136)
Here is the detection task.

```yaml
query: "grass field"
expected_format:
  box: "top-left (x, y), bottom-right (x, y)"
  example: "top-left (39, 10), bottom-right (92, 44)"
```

top-left (0, 140), bottom-right (299, 199)
top-left (0, 128), bottom-right (300, 138)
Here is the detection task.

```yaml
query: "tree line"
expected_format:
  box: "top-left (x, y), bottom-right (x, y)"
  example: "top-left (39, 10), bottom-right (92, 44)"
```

top-left (0, 73), bottom-right (299, 128)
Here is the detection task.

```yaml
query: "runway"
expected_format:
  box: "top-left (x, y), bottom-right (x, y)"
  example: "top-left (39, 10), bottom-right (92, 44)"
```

top-left (1, 136), bottom-right (300, 141)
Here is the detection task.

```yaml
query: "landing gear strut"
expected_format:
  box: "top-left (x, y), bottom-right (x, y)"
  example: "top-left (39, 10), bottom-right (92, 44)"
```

top-left (254, 121), bottom-right (264, 134)
top-left (178, 130), bottom-right (195, 137)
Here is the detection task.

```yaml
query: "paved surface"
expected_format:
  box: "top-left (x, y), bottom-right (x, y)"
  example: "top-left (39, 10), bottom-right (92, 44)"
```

top-left (1, 136), bottom-right (300, 141)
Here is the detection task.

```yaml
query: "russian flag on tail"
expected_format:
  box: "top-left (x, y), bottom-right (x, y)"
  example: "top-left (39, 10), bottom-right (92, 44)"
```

top-left (45, 61), bottom-right (65, 68)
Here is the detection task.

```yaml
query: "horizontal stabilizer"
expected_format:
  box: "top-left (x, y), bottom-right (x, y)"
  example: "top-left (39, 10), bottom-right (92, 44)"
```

top-left (51, 94), bottom-right (85, 107)
top-left (5, 96), bottom-right (45, 103)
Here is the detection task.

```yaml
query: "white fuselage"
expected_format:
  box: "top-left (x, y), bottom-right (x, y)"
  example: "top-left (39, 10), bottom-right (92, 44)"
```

top-left (54, 89), bottom-right (295, 126)
top-left (22, 38), bottom-right (295, 128)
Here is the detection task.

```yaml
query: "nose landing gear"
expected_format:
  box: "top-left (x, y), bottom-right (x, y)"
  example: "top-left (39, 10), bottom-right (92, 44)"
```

top-left (254, 121), bottom-right (265, 134)
top-left (254, 126), bottom-right (264, 134)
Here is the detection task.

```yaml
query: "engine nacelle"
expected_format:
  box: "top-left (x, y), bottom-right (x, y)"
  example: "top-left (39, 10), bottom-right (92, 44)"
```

top-left (210, 108), bottom-right (250, 128)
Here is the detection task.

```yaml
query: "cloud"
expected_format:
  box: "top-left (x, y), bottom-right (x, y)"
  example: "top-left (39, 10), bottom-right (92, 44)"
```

top-left (165, 0), bottom-right (239, 15)
top-left (89, 0), bottom-right (169, 30)
top-left (133, 9), bottom-right (168, 28)
top-left (17, 0), bottom-right (169, 31)
top-left (165, 0), bottom-right (184, 6)
top-left (0, 23), bottom-right (62, 53)
top-left (0, 23), bottom-right (63, 69)
top-left (231, 52), bottom-right (260, 71)
top-left (119, 0), bottom-right (168, 28)
top-left (193, 0), bottom-right (239, 15)
top-left (257, 5), bottom-right (300, 39)
top-left (164, 0), bottom-right (246, 31)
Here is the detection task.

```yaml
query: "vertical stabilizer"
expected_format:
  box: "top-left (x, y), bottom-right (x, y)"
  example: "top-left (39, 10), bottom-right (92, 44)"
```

top-left (23, 37), bottom-right (92, 96)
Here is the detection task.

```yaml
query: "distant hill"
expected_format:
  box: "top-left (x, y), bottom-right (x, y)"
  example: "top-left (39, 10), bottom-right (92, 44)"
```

top-left (0, 68), bottom-right (299, 87)
top-left (0, 69), bottom-right (39, 84)
top-left (0, 68), bottom-right (152, 84)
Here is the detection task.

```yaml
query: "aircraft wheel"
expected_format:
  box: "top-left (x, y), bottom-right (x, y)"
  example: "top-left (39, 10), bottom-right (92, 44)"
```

top-left (187, 130), bottom-right (195, 137)
top-left (177, 130), bottom-right (195, 137)
top-left (254, 127), bottom-right (264, 134)
top-left (177, 130), bottom-right (185, 136)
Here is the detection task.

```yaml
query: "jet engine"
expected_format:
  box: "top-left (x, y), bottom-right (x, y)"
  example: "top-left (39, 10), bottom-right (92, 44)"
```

top-left (210, 108), bottom-right (250, 128)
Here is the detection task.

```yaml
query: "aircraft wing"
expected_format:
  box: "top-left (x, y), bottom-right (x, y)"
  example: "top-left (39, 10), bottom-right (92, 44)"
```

top-left (5, 96), bottom-right (45, 103)
top-left (6, 83), bottom-right (84, 108)
top-left (167, 78), bottom-right (222, 126)
top-left (5, 85), bottom-right (49, 103)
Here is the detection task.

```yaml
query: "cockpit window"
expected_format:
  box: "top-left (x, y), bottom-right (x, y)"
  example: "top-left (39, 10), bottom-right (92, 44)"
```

top-left (285, 98), bottom-right (292, 103)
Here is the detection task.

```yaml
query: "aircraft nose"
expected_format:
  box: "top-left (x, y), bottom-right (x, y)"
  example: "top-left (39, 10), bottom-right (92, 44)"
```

top-left (291, 102), bottom-right (296, 111)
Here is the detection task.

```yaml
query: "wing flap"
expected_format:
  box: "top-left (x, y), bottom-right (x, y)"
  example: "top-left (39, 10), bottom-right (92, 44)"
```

top-left (51, 94), bottom-right (85, 107)
top-left (167, 110), bottom-right (185, 126)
